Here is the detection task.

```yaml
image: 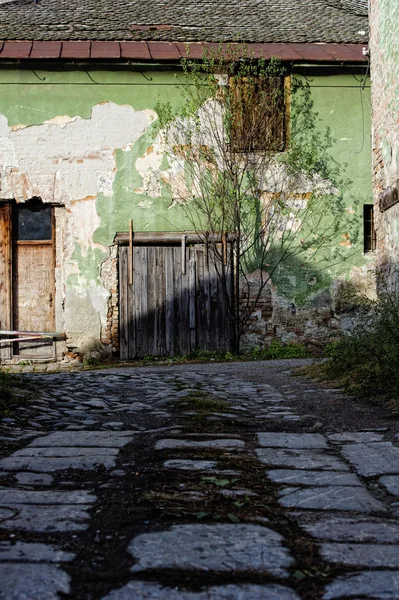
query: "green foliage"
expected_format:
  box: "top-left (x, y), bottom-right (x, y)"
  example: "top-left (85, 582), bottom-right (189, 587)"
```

top-left (250, 340), bottom-right (311, 360)
top-left (320, 290), bottom-right (399, 405)
top-left (154, 43), bottom-right (354, 352)
top-left (0, 370), bottom-right (26, 418)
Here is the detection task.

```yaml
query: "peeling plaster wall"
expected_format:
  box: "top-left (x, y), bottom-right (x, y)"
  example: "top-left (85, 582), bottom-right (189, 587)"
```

top-left (370, 0), bottom-right (399, 290)
top-left (0, 68), bottom-right (373, 356)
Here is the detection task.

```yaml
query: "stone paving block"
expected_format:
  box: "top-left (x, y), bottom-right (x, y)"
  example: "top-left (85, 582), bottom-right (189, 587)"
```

top-left (294, 515), bottom-right (399, 542)
top-left (13, 447), bottom-right (120, 457)
top-left (0, 455), bottom-right (118, 471)
top-left (29, 431), bottom-right (135, 447)
top-left (0, 563), bottom-right (71, 599)
top-left (327, 432), bottom-right (385, 443)
top-left (0, 504), bottom-right (92, 532)
top-left (257, 433), bottom-right (327, 448)
top-left (267, 469), bottom-right (362, 487)
top-left (0, 489), bottom-right (95, 504)
top-left (278, 486), bottom-right (385, 512)
top-left (256, 448), bottom-right (348, 471)
top-left (164, 460), bottom-right (218, 471)
top-left (101, 582), bottom-right (301, 600)
top-left (156, 439), bottom-right (245, 450)
top-left (129, 524), bottom-right (293, 577)
top-left (380, 475), bottom-right (399, 496)
top-left (320, 542), bottom-right (399, 567)
top-left (323, 570), bottom-right (399, 599)
top-left (341, 442), bottom-right (399, 477)
top-left (16, 472), bottom-right (54, 486)
top-left (0, 541), bottom-right (75, 562)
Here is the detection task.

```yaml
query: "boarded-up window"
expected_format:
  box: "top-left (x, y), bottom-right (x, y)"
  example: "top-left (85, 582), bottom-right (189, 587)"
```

top-left (230, 76), bottom-right (286, 152)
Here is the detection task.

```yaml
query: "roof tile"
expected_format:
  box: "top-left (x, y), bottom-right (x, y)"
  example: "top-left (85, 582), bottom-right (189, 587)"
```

top-left (0, 0), bottom-right (369, 45)
top-left (120, 41), bottom-right (151, 60)
top-left (91, 41), bottom-right (121, 59)
top-left (61, 41), bottom-right (91, 59)
top-left (148, 42), bottom-right (181, 60)
top-left (1, 41), bottom-right (32, 58)
top-left (30, 41), bottom-right (61, 59)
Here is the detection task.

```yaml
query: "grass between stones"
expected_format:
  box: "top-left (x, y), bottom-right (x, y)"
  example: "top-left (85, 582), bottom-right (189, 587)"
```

top-left (0, 370), bottom-right (29, 418)
top-left (171, 391), bottom-right (229, 413)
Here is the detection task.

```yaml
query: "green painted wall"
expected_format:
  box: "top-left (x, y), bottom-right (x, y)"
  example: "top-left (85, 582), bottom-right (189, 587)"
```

top-left (0, 67), bottom-right (372, 305)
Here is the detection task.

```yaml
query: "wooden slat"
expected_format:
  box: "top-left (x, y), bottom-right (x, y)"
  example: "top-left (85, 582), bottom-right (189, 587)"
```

top-left (188, 254), bottom-right (196, 352)
top-left (180, 246), bottom-right (191, 355)
top-left (165, 247), bottom-right (175, 356)
top-left (0, 204), bottom-right (12, 361)
top-left (140, 247), bottom-right (149, 357)
top-left (147, 247), bottom-right (157, 356)
top-left (157, 246), bottom-right (166, 356)
top-left (119, 247), bottom-right (129, 360)
top-left (173, 247), bottom-right (182, 355)
top-left (209, 252), bottom-right (220, 351)
top-left (130, 249), bottom-right (139, 359)
top-left (132, 246), bottom-right (142, 358)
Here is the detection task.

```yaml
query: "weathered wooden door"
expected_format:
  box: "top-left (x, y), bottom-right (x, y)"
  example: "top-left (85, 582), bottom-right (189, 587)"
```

top-left (119, 243), bottom-right (232, 359)
top-left (12, 202), bottom-right (55, 357)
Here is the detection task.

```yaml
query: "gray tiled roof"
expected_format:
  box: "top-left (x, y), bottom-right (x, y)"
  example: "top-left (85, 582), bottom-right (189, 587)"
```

top-left (0, 0), bottom-right (369, 44)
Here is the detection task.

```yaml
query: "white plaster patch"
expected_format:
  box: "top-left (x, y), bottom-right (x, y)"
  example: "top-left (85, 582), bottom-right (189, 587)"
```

top-left (70, 198), bottom-right (101, 254)
top-left (0, 103), bottom-right (151, 204)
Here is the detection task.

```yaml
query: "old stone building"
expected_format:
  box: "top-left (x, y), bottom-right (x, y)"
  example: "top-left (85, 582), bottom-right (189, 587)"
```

top-left (0, 0), bottom-right (373, 362)
top-left (369, 0), bottom-right (399, 290)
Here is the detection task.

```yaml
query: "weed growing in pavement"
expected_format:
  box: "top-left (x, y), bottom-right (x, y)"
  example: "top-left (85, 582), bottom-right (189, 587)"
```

top-left (171, 391), bottom-right (229, 413)
top-left (250, 340), bottom-right (310, 360)
top-left (0, 370), bottom-right (28, 418)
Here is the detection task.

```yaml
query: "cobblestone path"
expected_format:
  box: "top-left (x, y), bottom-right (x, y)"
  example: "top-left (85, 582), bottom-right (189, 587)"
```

top-left (1, 360), bottom-right (399, 599)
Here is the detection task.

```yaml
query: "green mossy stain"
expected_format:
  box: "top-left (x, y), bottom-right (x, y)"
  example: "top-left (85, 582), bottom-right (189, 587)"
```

top-left (67, 244), bottom-right (108, 288)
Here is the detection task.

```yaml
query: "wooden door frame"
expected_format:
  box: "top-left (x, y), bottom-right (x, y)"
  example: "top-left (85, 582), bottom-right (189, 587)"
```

top-left (0, 203), bottom-right (13, 361)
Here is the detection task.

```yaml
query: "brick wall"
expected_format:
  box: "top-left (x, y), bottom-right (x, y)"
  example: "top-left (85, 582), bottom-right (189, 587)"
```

top-left (370, 0), bottom-right (399, 290)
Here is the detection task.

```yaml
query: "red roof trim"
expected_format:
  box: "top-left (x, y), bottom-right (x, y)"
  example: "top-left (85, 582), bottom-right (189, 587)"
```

top-left (0, 41), bottom-right (368, 62)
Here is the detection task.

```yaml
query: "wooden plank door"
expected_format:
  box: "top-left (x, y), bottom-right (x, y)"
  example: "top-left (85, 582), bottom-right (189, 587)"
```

top-left (119, 243), bottom-right (233, 359)
top-left (13, 202), bottom-right (55, 358)
top-left (0, 204), bottom-right (12, 360)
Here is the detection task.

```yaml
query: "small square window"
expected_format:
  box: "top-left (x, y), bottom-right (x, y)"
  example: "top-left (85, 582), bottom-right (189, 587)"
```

top-left (364, 204), bottom-right (376, 253)
top-left (14, 200), bottom-right (52, 241)
top-left (229, 76), bottom-right (286, 153)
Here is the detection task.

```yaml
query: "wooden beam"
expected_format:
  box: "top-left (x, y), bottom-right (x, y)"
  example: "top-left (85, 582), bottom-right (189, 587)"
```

top-left (115, 231), bottom-right (236, 245)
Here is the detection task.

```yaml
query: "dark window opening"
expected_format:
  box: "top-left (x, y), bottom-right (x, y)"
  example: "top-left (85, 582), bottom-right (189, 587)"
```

top-left (230, 76), bottom-right (286, 153)
top-left (13, 199), bottom-right (52, 241)
top-left (364, 204), bottom-right (376, 253)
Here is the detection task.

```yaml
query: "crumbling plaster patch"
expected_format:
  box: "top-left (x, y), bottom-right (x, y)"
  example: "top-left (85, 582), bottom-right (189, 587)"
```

top-left (0, 103), bottom-right (156, 351)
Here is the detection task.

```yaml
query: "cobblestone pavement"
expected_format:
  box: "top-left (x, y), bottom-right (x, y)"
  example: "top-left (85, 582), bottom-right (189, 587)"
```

top-left (1, 359), bottom-right (399, 599)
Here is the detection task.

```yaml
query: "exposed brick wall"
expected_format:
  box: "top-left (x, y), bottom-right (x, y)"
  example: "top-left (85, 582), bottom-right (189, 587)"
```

top-left (370, 0), bottom-right (399, 290)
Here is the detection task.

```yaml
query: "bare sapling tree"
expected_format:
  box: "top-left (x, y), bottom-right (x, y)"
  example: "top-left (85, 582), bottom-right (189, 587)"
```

top-left (155, 45), bottom-right (355, 353)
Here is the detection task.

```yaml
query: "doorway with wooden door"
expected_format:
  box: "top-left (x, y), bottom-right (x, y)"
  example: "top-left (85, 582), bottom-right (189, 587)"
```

top-left (0, 200), bottom-right (56, 360)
